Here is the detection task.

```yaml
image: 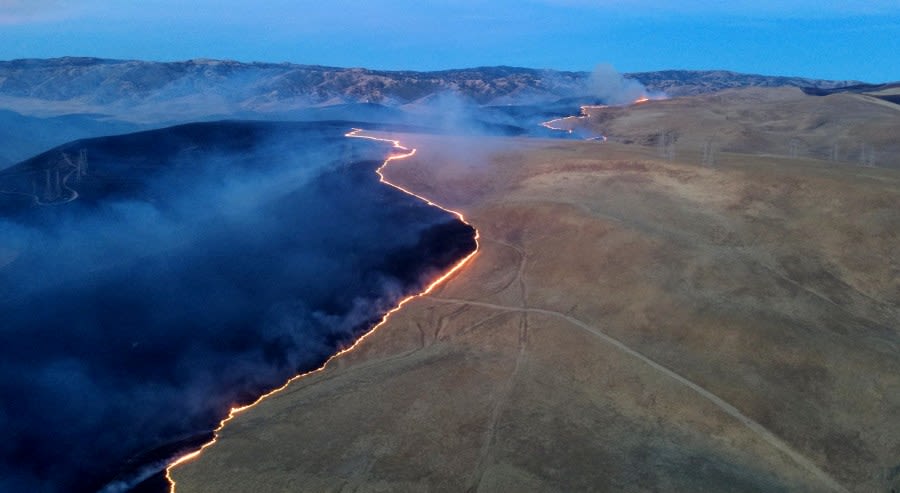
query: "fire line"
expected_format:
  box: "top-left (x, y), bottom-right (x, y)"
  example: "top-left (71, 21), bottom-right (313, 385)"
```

top-left (540, 104), bottom-right (609, 140)
top-left (164, 129), bottom-right (480, 491)
top-left (540, 96), bottom-right (654, 139)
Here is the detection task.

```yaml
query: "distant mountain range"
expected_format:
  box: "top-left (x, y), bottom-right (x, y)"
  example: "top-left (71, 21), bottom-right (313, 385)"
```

top-left (0, 57), bottom-right (866, 117)
top-left (625, 69), bottom-right (865, 97)
top-left (0, 57), bottom-right (881, 169)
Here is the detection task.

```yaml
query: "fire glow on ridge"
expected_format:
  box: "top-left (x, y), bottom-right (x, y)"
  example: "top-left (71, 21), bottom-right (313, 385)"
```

top-left (164, 129), bottom-right (481, 491)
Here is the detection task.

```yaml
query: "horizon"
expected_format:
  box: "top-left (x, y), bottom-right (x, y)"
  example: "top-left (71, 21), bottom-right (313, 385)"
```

top-left (1, 1), bottom-right (898, 83)
top-left (2, 2), bottom-right (900, 493)
top-left (1, 55), bottom-right (883, 83)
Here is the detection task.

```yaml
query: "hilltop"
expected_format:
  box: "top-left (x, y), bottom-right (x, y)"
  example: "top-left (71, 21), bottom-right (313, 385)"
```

top-left (0, 57), bottom-right (864, 118)
top-left (170, 87), bottom-right (900, 492)
top-left (0, 57), bottom-right (874, 169)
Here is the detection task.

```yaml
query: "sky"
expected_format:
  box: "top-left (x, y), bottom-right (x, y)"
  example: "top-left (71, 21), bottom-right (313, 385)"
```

top-left (1, 0), bottom-right (898, 82)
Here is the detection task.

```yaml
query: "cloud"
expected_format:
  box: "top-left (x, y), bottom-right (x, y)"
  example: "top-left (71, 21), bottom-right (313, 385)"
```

top-left (0, 0), bottom-right (78, 24)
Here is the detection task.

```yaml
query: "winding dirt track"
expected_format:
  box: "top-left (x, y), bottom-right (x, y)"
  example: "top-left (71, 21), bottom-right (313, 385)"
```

top-left (172, 96), bottom-right (900, 492)
top-left (431, 296), bottom-right (847, 492)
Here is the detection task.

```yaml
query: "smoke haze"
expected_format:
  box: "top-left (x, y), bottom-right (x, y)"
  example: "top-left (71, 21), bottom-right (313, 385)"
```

top-left (0, 121), bottom-right (476, 492)
top-left (585, 63), bottom-right (649, 105)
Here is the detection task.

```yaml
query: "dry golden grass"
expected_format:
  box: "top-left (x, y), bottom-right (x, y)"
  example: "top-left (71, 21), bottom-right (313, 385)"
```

top-left (172, 90), bottom-right (900, 492)
top-left (564, 87), bottom-right (900, 169)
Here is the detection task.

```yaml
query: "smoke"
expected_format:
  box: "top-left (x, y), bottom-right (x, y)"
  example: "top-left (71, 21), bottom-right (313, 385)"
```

top-left (585, 63), bottom-right (649, 105)
top-left (95, 459), bottom-right (171, 493)
top-left (397, 91), bottom-right (534, 141)
top-left (0, 121), bottom-right (475, 492)
top-left (0, 110), bottom-right (143, 171)
top-left (0, 62), bottom-right (607, 492)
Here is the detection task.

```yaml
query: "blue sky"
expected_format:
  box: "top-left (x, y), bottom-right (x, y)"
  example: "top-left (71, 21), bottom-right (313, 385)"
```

top-left (1, 0), bottom-right (898, 82)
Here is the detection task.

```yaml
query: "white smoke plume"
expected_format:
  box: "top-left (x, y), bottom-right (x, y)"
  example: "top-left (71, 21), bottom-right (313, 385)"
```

top-left (586, 63), bottom-right (649, 105)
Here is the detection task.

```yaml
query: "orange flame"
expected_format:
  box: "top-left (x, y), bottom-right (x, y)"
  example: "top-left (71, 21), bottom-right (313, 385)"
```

top-left (540, 96), bottom-right (652, 140)
top-left (165, 129), bottom-right (479, 491)
top-left (540, 117), bottom-right (575, 133)
top-left (540, 104), bottom-right (603, 134)
top-left (540, 105), bottom-right (609, 141)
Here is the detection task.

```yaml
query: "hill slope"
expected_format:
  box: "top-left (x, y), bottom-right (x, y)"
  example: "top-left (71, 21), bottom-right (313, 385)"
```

top-left (0, 58), bottom-right (865, 121)
top-left (171, 128), bottom-right (900, 493)
top-left (170, 88), bottom-right (899, 492)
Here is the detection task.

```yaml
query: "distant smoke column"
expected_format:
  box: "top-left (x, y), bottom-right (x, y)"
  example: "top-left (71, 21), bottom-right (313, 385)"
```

top-left (587, 64), bottom-right (648, 105)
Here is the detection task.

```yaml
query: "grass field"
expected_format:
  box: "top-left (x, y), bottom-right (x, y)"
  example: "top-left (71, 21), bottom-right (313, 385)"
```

top-left (172, 89), bottom-right (900, 492)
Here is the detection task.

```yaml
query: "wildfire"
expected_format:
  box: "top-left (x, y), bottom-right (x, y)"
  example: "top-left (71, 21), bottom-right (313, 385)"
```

top-left (164, 129), bottom-right (479, 491)
top-left (540, 117), bottom-right (575, 134)
top-left (540, 105), bottom-right (609, 141)
top-left (540, 96), bottom-right (653, 140)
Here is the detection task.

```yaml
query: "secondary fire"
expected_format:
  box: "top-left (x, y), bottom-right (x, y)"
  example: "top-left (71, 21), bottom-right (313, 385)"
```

top-left (164, 129), bottom-right (480, 491)
top-left (540, 95), bottom-right (654, 139)
top-left (540, 105), bottom-right (608, 141)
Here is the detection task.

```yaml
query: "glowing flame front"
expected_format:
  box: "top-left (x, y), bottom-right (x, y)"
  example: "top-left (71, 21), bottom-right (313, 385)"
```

top-left (540, 105), bottom-right (609, 141)
top-left (164, 129), bottom-right (480, 491)
top-left (539, 95), bottom-right (654, 140)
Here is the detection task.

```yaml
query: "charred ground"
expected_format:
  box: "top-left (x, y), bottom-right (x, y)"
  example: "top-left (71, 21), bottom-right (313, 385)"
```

top-left (0, 121), bottom-right (476, 492)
